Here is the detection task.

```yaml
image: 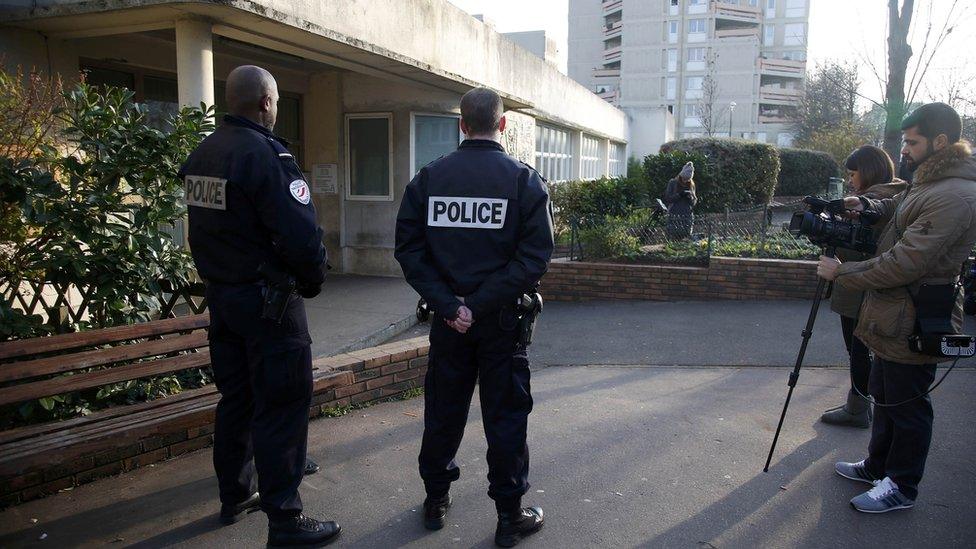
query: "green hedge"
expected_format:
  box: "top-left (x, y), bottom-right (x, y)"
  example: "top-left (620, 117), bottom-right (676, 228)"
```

top-left (548, 174), bottom-right (646, 229)
top-left (656, 138), bottom-right (780, 212)
top-left (777, 148), bottom-right (840, 196)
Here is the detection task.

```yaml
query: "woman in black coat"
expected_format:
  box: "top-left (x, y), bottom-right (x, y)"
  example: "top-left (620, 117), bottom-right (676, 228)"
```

top-left (663, 161), bottom-right (698, 239)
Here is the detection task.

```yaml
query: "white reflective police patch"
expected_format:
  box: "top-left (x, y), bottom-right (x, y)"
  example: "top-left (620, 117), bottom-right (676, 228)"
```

top-left (184, 176), bottom-right (226, 210)
top-left (427, 196), bottom-right (508, 229)
top-left (289, 180), bottom-right (311, 205)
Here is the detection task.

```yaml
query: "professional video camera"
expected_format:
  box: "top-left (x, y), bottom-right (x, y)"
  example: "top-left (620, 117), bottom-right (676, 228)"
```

top-left (788, 196), bottom-right (879, 254)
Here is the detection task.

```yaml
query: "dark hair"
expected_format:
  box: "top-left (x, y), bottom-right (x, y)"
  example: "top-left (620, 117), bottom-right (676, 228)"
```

top-left (845, 145), bottom-right (895, 188)
top-left (900, 102), bottom-right (963, 144)
top-left (460, 87), bottom-right (504, 135)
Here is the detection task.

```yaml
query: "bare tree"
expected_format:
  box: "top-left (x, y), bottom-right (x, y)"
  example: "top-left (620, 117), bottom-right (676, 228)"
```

top-left (792, 61), bottom-right (862, 143)
top-left (696, 52), bottom-right (723, 137)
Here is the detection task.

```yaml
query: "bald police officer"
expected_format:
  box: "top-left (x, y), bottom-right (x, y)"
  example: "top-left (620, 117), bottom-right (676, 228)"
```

top-left (179, 65), bottom-right (339, 546)
top-left (395, 87), bottom-right (554, 547)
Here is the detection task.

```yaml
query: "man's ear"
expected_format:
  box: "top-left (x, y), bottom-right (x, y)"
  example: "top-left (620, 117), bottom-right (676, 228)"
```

top-left (459, 119), bottom-right (469, 137)
top-left (259, 94), bottom-right (272, 113)
top-left (498, 115), bottom-right (507, 133)
top-left (933, 133), bottom-right (949, 151)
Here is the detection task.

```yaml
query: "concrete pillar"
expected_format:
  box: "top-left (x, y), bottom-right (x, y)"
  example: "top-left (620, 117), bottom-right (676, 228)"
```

top-left (175, 18), bottom-right (215, 111)
top-left (603, 138), bottom-right (612, 177)
top-left (570, 130), bottom-right (583, 181)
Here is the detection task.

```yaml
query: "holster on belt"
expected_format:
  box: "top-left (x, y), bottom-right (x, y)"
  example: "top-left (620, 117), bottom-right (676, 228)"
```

top-left (515, 292), bottom-right (543, 348)
top-left (257, 262), bottom-right (296, 324)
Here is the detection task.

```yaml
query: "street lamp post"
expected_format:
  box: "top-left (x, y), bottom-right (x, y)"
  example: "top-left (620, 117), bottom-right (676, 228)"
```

top-left (729, 101), bottom-right (736, 138)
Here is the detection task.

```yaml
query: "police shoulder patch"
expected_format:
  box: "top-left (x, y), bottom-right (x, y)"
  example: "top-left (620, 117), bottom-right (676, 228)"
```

top-left (427, 196), bottom-right (508, 229)
top-left (289, 179), bottom-right (311, 205)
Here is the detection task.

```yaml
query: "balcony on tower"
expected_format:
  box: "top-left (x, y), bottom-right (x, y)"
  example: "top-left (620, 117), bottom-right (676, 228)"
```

top-left (602, 0), bottom-right (623, 16)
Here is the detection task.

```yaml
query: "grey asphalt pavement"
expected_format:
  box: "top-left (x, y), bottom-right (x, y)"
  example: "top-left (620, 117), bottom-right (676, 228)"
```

top-left (1, 299), bottom-right (974, 548)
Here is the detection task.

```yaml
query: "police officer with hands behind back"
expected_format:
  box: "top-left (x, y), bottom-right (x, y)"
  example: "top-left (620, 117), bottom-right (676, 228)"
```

top-left (179, 65), bottom-right (339, 546)
top-left (395, 87), bottom-right (555, 547)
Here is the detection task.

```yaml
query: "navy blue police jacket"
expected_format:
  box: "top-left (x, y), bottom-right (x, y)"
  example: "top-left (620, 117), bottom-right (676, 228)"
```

top-left (394, 139), bottom-right (554, 320)
top-left (178, 115), bottom-right (327, 289)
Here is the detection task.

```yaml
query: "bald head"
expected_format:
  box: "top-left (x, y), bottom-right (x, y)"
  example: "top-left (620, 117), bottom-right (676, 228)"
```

top-left (226, 65), bottom-right (279, 130)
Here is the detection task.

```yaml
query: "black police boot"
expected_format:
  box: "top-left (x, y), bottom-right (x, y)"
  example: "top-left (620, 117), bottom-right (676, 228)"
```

top-left (423, 493), bottom-right (452, 530)
top-left (219, 492), bottom-right (260, 525)
top-left (267, 514), bottom-right (341, 547)
top-left (494, 507), bottom-right (544, 547)
top-left (304, 458), bottom-right (320, 476)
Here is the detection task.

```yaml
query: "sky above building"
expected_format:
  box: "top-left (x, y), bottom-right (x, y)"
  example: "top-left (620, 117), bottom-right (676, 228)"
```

top-left (447, 0), bottom-right (975, 110)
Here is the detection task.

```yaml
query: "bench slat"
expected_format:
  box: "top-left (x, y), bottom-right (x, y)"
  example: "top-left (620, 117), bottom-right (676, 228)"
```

top-left (0, 383), bottom-right (217, 446)
top-left (0, 331), bottom-right (210, 383)
top-left (0, 350), bottom-right (212, 407)
top-left (0, 371), bottom-right (353, 475)
top-left (0, 313), bottom-right (210, 361)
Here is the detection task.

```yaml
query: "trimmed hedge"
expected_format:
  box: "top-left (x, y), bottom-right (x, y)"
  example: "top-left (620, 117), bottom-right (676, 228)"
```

top-left (777, 148), bottom-right (840, 197)
top-left (657, 138), bottom-right (780, 212)
top-left (548, 175), bottom-right (646, 229)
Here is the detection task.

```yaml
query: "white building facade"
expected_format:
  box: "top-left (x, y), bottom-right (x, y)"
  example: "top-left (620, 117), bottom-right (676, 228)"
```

top-left (2, 0), bottom-right (628, 277)
top-left (569, 0), bottom-right (810, 158)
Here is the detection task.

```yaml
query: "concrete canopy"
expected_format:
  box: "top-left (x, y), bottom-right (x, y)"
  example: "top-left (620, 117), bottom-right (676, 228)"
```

top-left (3, 0), bottom-right (628, 142)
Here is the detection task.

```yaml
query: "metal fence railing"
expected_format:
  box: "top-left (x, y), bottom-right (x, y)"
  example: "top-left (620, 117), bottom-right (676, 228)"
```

top-left (556, 198), bottom-right (821, 264)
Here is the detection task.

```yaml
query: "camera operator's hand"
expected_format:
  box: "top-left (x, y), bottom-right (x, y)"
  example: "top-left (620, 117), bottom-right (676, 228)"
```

top-left (844, 196), bottom-right (864, 211)
top-left (816, 255), bottom-right (842, 281)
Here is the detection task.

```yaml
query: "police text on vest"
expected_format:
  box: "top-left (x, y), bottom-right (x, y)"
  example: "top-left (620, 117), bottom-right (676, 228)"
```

top-left (184, 176), bottom-right (227, 210)
top-left (427, 196), bottom-right (508, 229)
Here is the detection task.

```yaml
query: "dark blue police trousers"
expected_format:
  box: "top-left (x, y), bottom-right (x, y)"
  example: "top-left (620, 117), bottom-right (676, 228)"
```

top-left (206, 283), bottom-right (313, 520)
top-left (419, 314), bottom-right (533, 512)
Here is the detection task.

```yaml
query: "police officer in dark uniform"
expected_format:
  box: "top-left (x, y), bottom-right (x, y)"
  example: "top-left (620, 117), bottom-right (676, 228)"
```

top-left (178, 65), bottom-right (339, 547)
top-left (395, 87), bottom-right (554, 547)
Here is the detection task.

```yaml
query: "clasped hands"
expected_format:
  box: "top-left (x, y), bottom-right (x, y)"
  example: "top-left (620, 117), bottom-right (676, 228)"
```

top-left (445, 296), bottom-right (474, 334)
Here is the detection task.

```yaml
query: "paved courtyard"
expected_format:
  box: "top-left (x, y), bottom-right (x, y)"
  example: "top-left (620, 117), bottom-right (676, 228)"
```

top-left (1, 300), bottom-right (974, 548)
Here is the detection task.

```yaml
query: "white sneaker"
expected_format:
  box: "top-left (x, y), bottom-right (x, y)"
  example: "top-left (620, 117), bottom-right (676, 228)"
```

top-left (850, 477), bottom-right (915, 513)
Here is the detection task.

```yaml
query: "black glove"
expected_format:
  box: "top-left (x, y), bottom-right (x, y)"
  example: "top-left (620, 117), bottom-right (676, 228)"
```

top-left (297, 283), bottom-right (322, 299)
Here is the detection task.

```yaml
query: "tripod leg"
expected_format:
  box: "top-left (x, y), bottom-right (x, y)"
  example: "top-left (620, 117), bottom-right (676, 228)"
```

top-left (763, 268), bottom-right (832, 472)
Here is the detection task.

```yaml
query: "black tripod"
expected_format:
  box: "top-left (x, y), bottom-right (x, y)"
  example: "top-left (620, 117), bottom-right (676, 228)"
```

top-left (763, 246), bottom-right (836, 472)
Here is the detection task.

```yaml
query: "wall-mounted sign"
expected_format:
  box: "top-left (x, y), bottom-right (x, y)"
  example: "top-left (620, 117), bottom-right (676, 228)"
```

top-left (312, 163), bottom-right (338, 194)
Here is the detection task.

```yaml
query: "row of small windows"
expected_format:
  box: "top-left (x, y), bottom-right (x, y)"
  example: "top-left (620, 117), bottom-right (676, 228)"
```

top-left (535, 124), bottom-right (627, 183)
top-left (667, 0), bottom-right (806, 17)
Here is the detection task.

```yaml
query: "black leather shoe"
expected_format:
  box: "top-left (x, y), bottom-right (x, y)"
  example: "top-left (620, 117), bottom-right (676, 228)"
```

top-left (494, 507), bottom-right (544, 547)
top-left (423, 494), bottom-right (452, 530)
top-left (219, 492), bottom-right (260, 525)
top-left (267, 514), bottom-right (341, 547)
top-left (304, 458), bottom-right (320, 476)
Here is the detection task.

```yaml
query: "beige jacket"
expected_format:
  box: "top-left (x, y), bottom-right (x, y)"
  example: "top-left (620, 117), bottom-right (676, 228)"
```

top-left (829, 181), bottom-right (908, 318)
top-left (835, 142), bottom-right (976, 364)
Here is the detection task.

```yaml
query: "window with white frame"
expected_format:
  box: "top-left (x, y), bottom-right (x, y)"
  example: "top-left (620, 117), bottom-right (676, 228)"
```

top-left (782, 50), bottom-right (806, 61)
top-left (668, 20), bottom-right (679, 43)
top-left (784, 23), bottom-right (805, 46)
top-left (687, 47), bottom-right (706, 70)
top-left (666, 77), bottom-right (677, 100)
top-left (688, 19), bottom-right (707, 34)
top-left (684, 104), bottom-right (703, 127)
top-left (766, 0), bottom-right (776, 17)
top-left (412, 114), bottom-right (460, 174)
top-left (608, 142), bottom-right (627, 177)
top-left (346, 113), bottom-right (393, 200)
top-left (535, 124), bottom-right (573, 183)
top-left (786, 0), bottom-right (806, 17)
top-left (764, 25), bottom-right (775, 46)
top-left (667, 49), bottom-right (678, 72)
top-left (669, 0), bottom-right (679, 16)
top-left (686, 76), bottom-right (703, 99)
top-left (747, 0), bottom-right (759, 7)
top-left (688, 0), bottom-right (707, 15)
top-left (580, 135), bottom-right (604, 180)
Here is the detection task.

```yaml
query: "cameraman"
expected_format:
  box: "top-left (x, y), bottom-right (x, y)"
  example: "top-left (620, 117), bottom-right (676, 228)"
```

top-left (821, 146), bottom-right (905, 429)
top-left (817, 103), bottom-right (976, 513)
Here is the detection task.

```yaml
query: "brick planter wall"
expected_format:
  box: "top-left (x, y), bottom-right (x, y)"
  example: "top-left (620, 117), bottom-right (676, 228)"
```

top-left (542, 257), bottom-right (819, 301)
top-left (0, 336), bottom-right (430, 508)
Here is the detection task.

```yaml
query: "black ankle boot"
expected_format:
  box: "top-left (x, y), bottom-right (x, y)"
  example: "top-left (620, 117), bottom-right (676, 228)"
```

top-left (219, 492), bottom-right (260, 525)
top-left (423, 494), bottom-right (452, 530)
top-left (495, 507), bottom-right (544, 547)
top-left (267, 514), bottom-right (341, 546)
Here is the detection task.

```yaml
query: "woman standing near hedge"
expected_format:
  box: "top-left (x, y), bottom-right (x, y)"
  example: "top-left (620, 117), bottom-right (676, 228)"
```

top-left (821, 145), bottom-right (907, 428)
top-left (664, 161), bottom-right (698, 239)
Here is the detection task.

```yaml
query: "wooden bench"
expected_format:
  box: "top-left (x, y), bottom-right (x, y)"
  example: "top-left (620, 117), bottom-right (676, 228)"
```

top-left (0, 313), bottom-right (353, 501)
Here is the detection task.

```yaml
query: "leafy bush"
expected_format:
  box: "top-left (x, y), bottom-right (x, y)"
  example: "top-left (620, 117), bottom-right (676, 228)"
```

top-left (579, 217), bottom-right (642, 260)
top-left (549, 174), bottom-right (647, 229)
top-left (0, 78), bottom-right (214, 426)
top-left (658, 138), bottom-right (780, 212)
top-left (777, 148), bottom-right (840, 196)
